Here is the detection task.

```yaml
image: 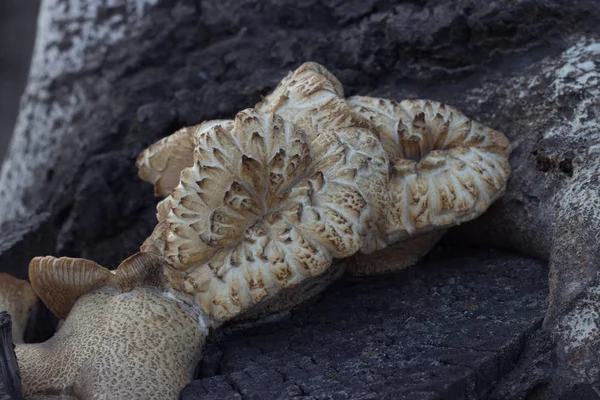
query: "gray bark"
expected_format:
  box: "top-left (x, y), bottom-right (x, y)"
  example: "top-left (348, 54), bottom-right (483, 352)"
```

top-left (0, 0), bottom-right (599, 398)
top-left (0, 1), bottom-right (40, 162)
top-left (185, 247), bottom-right (549, 400)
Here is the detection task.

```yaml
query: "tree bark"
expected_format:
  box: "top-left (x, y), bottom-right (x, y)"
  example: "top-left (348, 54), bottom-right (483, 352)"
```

top-left (0, 0), bottom-right (600, 398)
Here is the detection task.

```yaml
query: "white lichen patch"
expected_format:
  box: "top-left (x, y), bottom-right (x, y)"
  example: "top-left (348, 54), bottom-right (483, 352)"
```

top-left (559, 166), bottom-right (600, 238)
top-left (0, 0), bottom-right (159, 223)
top-left (486, 37), bottom-right (600, 232)
top-left (548, 38), bottom-right (600, 231)
top-left (559, 286), bottom-right (600, 353)
top-left (545, 38), bottom-right (600, 141)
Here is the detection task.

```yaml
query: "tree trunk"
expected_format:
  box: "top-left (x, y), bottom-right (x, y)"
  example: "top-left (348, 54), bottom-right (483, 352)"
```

top-left (0, 0), bottom-right (600, 398)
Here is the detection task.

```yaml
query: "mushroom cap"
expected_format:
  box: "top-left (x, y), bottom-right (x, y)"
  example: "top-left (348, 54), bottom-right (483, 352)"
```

top-left (136, 62), bottom-right (512, 323)
top-left (0, 273), bottom-right (37, 343)
top-left (348, 96), bottom-right (512, 242)
top-left (255, 62), bottom-right (390, 252)
top-left (141, 107), bottom-right (387, 323)
top-left (29, 252), bottom-right (171, 320)
top-left (256, 62), bottom-right (346, 128)
top-left (136, 120), bottom-right (234, 197)
top-left (256, 62), bottom-right (355, 142)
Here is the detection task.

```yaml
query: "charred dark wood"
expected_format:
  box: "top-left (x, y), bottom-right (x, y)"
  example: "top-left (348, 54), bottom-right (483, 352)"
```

top-left (0, 311), bottom-right (23, 400)
top-left (0, 1), bottom-right (600, 399)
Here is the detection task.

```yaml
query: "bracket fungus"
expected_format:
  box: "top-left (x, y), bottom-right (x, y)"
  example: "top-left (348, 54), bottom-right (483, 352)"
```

top-left (347, 96), bottom-right (512, 243)
top-left (139, 62), bottom-right (512, 278)
top-left (136, 120), bottom-right (234, 197)
top-left (345, 96), bottom-right (511, 275)
top-left (8, 62), bottom-right (512, 400)
top-left (141, 106), bottom-right (388, 323)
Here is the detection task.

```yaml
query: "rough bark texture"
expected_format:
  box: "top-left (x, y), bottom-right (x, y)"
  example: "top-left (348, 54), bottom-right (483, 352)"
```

top-left (183, 247), bottom-right (548, 400)
top-left (0, 312), bottom-right (24, 400)
top-left (0, 0), bottom-right (599, 398)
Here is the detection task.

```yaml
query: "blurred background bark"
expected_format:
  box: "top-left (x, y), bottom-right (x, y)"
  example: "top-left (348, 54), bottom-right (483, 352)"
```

top-left (0, 1), bottom-right (39, 164)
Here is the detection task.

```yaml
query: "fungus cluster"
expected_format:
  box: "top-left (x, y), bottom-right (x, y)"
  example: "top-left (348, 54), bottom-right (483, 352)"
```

top-left (2, 62), bottom-right (511, 400)
top-left (138, 62), bottom-right (511, 311)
